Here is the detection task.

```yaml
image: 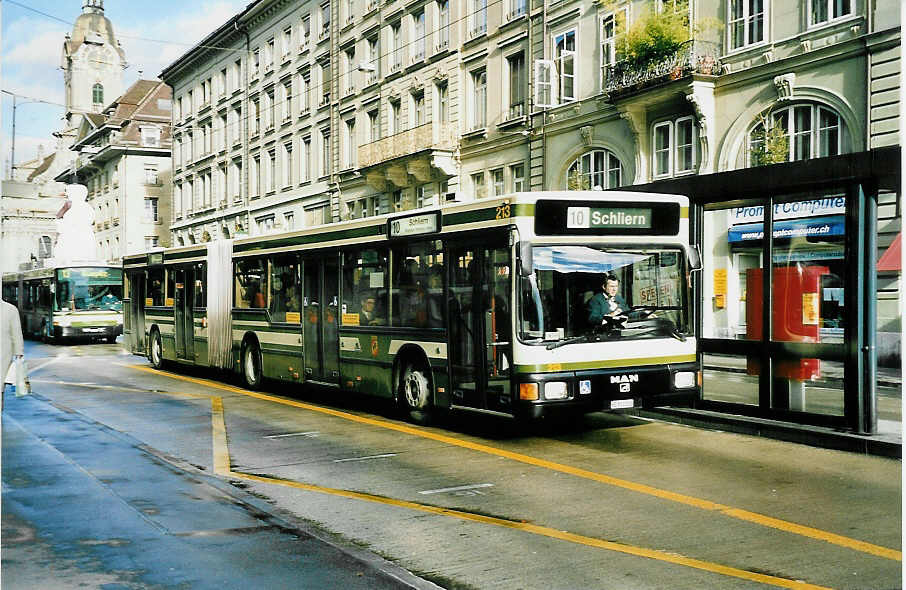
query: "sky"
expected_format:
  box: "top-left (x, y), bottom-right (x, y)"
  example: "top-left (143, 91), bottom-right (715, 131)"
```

top-left (2, 0), bottom-right (250, 174)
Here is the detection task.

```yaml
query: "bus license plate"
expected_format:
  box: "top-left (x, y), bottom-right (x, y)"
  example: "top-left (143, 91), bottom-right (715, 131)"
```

top-left (610, 398), bottom-right (634, 410)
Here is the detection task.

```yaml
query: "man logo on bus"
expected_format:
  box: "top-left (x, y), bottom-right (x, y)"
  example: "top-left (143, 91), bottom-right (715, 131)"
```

top-left (610, 374), bottom-right (639, 384)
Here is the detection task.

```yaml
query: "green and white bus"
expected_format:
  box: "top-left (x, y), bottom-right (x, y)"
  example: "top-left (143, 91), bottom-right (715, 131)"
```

top-left (2, 264), bottom-right (123, 343)
top-left (123, 191), bottom-right (701, 422)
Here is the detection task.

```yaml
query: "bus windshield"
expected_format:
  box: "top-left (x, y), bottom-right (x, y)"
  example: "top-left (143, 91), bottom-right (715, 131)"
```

top-left (519, 245), bottom-right (689, 344)
top-left (56, 267), bottom-right (124, 312)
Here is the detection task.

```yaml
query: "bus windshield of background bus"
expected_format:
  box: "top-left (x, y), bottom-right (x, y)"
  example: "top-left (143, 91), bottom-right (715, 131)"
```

top-left (518, 246), bottom-right (688, 343)
top-left (56, 268), bottom-right (124, 312)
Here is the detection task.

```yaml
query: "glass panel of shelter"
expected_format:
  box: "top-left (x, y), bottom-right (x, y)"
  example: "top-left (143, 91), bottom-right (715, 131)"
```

top-left (701, 193), bottom-right (847, 417)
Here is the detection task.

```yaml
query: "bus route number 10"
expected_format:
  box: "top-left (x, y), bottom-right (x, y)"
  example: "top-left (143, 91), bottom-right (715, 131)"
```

top-left (567, 207), bottom-right (591, 229)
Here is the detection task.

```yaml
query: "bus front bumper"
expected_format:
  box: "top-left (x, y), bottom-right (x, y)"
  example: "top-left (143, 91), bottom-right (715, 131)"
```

top-left (54, 325), bottom-right (123, 339)
top-left (514, 363), bottom-right (701, 419)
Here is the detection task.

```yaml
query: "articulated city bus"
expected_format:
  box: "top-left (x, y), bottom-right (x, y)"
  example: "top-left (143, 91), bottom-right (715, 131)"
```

top-left (2, 263), bottom-right (124, 343)
top-left (123, 191), bottom-right (701, 422)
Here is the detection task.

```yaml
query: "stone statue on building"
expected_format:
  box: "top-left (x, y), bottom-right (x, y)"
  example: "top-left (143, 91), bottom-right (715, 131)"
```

top-left (55, 183), bottom-right (97, 263)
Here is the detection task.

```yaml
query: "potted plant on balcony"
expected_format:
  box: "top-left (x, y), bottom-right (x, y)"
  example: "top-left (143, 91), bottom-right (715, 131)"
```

top-left (614, 1), bottom-right (689, 73)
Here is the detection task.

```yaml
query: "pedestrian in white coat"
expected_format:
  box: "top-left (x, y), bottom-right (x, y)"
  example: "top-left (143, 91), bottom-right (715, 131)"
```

top-left (2, 299), bottom-right (25, 408)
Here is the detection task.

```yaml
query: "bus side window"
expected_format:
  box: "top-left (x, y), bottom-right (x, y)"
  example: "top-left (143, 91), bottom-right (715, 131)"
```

top-left (342, 247), bottom-right (387, 325)
top-left (147, 269), bottom-right (165, 306)
top-left (268, 256), bottom-right (300, 322)
top-left (235, 258), bottom-right (267, 309)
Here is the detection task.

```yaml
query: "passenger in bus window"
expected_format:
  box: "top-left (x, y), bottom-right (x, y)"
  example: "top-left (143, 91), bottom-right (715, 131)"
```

top-left (588, 274), bottom-right (629, 325)
top-left (359, 293), bottom-right (384, 326)
top-left (426, 267), bottom-right (444, 328)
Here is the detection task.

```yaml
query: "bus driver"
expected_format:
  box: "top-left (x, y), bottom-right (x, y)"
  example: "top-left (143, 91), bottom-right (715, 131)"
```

top-left (588, 274), bottom-right (629, 325)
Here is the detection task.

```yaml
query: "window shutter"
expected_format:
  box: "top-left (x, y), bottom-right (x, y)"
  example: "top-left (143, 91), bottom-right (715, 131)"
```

top-left (534, 59), bottom-right (557, 109)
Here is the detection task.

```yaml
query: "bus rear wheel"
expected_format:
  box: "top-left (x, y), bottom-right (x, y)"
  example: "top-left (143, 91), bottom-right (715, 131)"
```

top-left (149, 329), bottom-right (164, 369)
top-left (401, 364), bottom-right (433, 425)
top-left (242, 341), bottom-right (262, 390)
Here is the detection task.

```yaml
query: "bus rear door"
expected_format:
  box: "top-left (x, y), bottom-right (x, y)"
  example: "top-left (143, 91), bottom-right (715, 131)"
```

top-left (302, 255), bottom-right (340, 384)
top-left (172, 267), bottom-right (195, 361)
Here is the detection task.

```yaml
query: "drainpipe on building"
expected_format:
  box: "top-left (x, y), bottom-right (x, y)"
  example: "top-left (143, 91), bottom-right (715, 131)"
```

top-left (236, 20), bottom-right (250, 237)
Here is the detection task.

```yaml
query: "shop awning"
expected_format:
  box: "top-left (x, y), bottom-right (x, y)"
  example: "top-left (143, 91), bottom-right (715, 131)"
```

top-left (877, 232), bottom-right (901, 271)
top-left (727, 215), bottom-right (846, 243)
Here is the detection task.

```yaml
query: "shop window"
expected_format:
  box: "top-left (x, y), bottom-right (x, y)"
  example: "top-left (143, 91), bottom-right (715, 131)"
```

top-left (566, 149), bottom-right (623, 190)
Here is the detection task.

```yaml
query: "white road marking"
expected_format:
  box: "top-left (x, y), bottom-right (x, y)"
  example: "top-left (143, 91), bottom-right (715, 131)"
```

top-left (333, 453), bottom-right (398, 463)
top-left (264, 431), bottom-right (320, 439)
top-left (418, 483), bottom-right (494, 495)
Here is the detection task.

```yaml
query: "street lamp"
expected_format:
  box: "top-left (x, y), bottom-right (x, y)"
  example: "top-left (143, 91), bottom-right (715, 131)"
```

top-left (2, 90), bottom-right (58, 178)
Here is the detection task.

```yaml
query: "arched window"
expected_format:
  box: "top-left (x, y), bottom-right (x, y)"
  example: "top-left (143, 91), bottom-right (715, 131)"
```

top-left (566, 149), bottom-right (623, 190)
top-left (748, 103), bottom-right (844, 166)
top-left (92, 83), bottom-right (104, 105)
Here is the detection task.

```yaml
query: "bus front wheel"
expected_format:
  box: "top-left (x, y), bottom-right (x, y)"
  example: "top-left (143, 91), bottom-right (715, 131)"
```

top-left (242, 341), bottom-right (262, 390)
top-left (401, 364), bottom-right (433, 425)
top-left (150, 330), bottom-right (164, 369)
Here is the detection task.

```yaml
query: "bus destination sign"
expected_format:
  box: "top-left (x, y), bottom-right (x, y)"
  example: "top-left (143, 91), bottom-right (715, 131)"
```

top-left (388, 211), bottom-right (441, 238)
top-left (567, 206), bottom-right (653, 229)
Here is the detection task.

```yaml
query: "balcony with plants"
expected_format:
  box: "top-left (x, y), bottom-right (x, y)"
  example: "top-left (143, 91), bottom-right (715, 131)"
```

top-left (603, 3), bottom-right (722, 100)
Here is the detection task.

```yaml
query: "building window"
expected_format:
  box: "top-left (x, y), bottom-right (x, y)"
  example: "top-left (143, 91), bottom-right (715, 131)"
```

top-left (283, 142), bottom-right (294, 187)
top-left (366, 36), bottom-right (379, 83)
top-left (507, 0), bottom-right (526, 20)
top-left (413, 10), bottom-right (426, 61)
top-left (266, 89), bottom-right (276, 129)
top-left (390, 22), bottom-right (402, 71)
top-left (809, 0), bottom-right (851, 26)
top-left (144, 165), bottom-right (159, 185)
top-left (38, 235), bottom-right (53, 259)
top-left (652, 117), bottom-right (698, 178)
top-left (600, 10), bottom-right (625, 88)
top-left (368, 109), bottom-right (380, 141)
top-left (257, 215), bottom-right (275, 234)
top-left (728, 0), bottom-right (764, 50)
top-left (510, 163), bottom-right (525, 192)
top-left (144, 199), bottom-right (159, 222)
top-left (301, 15), bottom-right (311, 49)
top-left (141, 126), bottom-right (161, 147)
top-left (554, 30), bottom-right (576, 103)
top-left (252, 154), bottom-right (261, 197)
top-left (320, 129), bottom-right (331, 177)
top-left (411, 91), bottom-right (425, 127)
top-left (231, 160), bottom-right (242, 202)
top-left (471, 68), bottom-right (487, 130)
top-left (471, 0), bottom-right (487, 38)
top-left (344, 119), bottom-right (356, 169)
top-left (415, 184), bottom-right (433, 208)
top-left (390, 100), bottom-right (401, 134)
top-left (267, 149), bottom-right (277, 192)
top-left (305, 202), bottom-right (330, 226)
top-left (283, 27), bottom-right (293, 59)
top-left (471, 171), bottom-right (486, 198)
top-left (506, 52), bottom-right (526, 119)
top-left (748, 103), bottom-right (844, 166)
top-left (281, 82), bottom-right (292, 121)
top-left (321, 2), bottom-right (331, 37)
top-left (437, 0), bottom-right (450, 50)
top-left (491, 168), bottom-right (504, 196)
top-left (435, 81), bottom-right (448, 124)
top-left (567, 149), bottom-right (623, 189)
top-left (145, 236), bottom-right (159, 249)
top-left (344, 46), bottom-right (356, 94)
top-left (301, 137), bottom-right (312, 181)
top-left (298, 73), bottom-right (310, 113)
top-left (675, 117), bottom-right (696, 173)
top-left (251, 97), bottom-right (260, 135)
top-left (92, 83), bottom-right (104, 106)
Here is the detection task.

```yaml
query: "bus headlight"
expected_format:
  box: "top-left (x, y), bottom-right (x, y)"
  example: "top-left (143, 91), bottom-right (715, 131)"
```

top-left (674, 371), bottom-right (696, 389)
top-left (544, 381), bottom-right (569, 400)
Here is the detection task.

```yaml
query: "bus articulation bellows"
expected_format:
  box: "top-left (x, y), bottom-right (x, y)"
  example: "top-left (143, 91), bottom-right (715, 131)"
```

top-left (123, 191), bottom-right (701, 422)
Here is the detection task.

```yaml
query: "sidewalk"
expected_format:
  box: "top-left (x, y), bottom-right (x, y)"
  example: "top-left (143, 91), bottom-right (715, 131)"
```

top-left (1, 392), bottom-right (437, 590)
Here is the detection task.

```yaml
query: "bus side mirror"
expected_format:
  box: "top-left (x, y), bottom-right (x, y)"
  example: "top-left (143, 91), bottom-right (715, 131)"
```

top-left (518, 242), bottom-right (533, 277)
top-left (687, 245), bottom-right (702, 272)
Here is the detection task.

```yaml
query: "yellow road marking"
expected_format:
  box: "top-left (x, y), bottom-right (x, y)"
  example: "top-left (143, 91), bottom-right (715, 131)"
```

top-left (206, 393), bottom-right (830, 590)
top-left (129, 364), bottom-right (902, 562)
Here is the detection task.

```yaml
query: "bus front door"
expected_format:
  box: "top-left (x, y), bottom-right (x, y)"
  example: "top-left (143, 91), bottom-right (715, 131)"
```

top-left (448, 243), bottom-right (512, 413)
top-left (126, 271), bottom-right (146, 354)
top-left (173, 268), bottom-right (195, 361)
top-left (303, 256), bottom-right (339, 384)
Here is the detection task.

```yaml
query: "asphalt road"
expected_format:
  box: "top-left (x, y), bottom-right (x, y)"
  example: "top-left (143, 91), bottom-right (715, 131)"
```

top-left (2, 339), bottom-right (901, 589)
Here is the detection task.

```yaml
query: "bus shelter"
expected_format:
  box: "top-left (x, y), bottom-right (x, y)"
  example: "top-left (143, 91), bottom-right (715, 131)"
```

top-left (631, 147), bottom-right (900, 436)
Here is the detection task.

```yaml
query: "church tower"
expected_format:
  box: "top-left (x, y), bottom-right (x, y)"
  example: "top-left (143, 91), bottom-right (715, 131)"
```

top-left (61, 0), bottom-right (127, 131)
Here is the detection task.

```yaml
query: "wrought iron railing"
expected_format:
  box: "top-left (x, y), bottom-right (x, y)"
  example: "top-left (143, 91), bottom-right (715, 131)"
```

top-left (604, 39), bottom-right (721, 97)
